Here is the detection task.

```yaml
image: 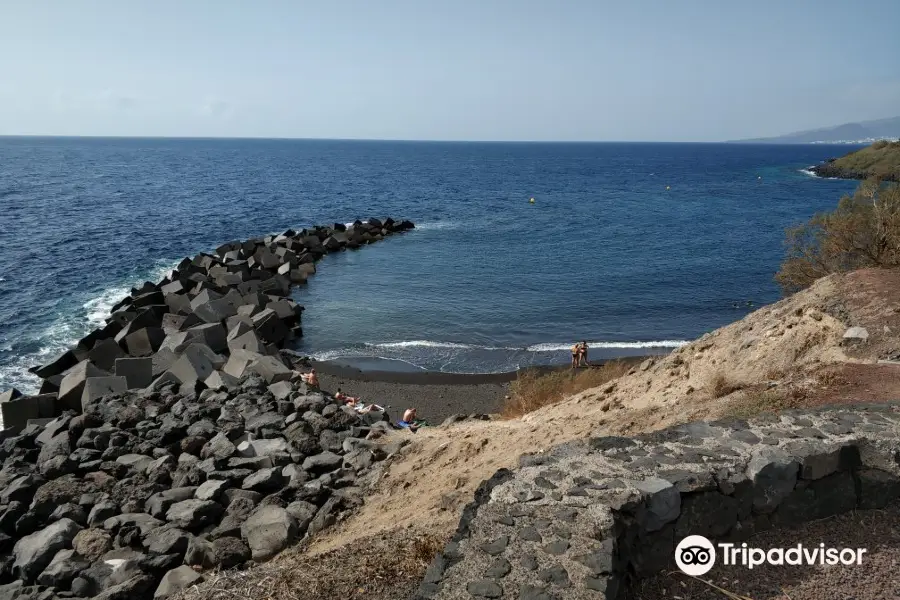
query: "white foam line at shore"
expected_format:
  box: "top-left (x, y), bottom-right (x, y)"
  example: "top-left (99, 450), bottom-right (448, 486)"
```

top-left (311, 339), bottom-right (689, 360)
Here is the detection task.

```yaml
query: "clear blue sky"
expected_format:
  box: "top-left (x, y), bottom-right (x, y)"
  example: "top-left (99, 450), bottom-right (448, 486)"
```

top-left (1, 0), bottom-right (898, 141)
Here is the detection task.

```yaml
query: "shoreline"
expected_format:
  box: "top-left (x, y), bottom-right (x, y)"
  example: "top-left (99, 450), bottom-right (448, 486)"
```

top-left (308, 355), bottom-right (652, 423)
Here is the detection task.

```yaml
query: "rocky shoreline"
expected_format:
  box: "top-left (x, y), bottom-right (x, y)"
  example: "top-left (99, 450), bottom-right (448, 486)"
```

top-left (0, 217), bottom-right (416, 600)
top-left (810, 158), bottom-right (899, 182)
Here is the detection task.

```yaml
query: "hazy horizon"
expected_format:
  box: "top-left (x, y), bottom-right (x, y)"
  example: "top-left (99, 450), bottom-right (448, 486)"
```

top-left (2, 0), bottom-right (898, 142)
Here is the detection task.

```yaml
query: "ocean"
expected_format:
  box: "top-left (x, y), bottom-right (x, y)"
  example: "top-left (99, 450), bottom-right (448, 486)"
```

top-left (0, 137), bottom-right (859, 393)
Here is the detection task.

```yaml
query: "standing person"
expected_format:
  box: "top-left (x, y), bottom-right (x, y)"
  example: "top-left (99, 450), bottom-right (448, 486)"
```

top-left (571, 342), bottom-right (581, 368)
top-left (578, 341), bottom-right (590, 367)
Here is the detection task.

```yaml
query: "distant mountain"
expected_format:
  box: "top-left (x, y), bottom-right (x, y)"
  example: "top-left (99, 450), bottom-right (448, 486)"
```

top-left (732, 116), bottom-right (900, 144)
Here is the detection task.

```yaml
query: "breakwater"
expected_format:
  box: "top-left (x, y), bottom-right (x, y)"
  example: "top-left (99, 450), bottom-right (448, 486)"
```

top-left (1, 217), bottom-right (414, 429)
top-left (416, 404), bottom-right (900, 599)
top-left (0, 217), bottom-right (416, 600)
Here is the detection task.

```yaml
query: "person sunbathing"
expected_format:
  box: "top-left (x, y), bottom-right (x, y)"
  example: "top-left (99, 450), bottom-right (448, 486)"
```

top-left (301, 369), bottom-right (319, 388)
top-left (399, 407), bottom-right (423, 431)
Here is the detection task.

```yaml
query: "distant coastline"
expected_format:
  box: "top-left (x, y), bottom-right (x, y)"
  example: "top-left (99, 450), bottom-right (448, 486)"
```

top-left (808, 141), bottom-right (900, 182)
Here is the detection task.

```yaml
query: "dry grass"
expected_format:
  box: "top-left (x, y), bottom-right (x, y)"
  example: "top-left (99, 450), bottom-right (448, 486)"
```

top-left (501, 361), bottom-right (630, 418)
top-left (718, 386), bottom-right (806, 420)
top-left (706, 371), bottom-right (742, 398)
top-left (180, 531), bottom-right (445, 600)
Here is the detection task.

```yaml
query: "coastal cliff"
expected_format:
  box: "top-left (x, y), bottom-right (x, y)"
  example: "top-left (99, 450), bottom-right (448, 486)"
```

top-left (811, 140), bottom-right (900, 181)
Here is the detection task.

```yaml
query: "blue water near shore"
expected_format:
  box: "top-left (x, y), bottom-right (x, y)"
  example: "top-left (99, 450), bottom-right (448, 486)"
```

top-left (0, 137), bottom-right (859, 392)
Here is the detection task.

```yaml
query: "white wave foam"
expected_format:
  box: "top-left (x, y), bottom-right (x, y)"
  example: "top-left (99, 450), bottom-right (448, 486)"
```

top-left (526, 340), bottom-right (689, 352)
top-left (412, 221), bottom-right (463, 231)
top-left (82, 260), bottom-right (178, 326)
top-left (799, 168), bottom-right (818, 178)
top-left (368, 340), bottom-right (511, 351)
top-left (313, 338), bottom-right (689, 360)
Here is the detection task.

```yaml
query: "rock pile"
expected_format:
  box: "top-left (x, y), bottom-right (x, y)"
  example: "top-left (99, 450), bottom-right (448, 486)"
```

top-left (0, 372), bottom-right (404, 600)
top-left (0, 217), bottom-right (415, 599)
top-left (1, 218), bottom-right (414, 429)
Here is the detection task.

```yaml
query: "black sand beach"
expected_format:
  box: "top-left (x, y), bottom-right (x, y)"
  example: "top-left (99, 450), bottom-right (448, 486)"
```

top-left (311, 356), bottom-right (651, 423)
top-left (312, 361), bottom-right (513, 423)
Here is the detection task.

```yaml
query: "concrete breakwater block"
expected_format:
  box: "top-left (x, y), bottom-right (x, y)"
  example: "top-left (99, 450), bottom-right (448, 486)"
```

top-left (81, 376), bottom-right (128, 410)
top-left (0, 393), bottom-right (57, 430)
top-left (115, 357), bottom-right (154, 389)
top-left (11, 217), bottom-right (414, 424)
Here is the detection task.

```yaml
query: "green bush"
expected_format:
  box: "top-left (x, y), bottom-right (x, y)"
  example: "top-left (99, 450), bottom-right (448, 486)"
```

top-left (775, 179), bottom-right (900, 294)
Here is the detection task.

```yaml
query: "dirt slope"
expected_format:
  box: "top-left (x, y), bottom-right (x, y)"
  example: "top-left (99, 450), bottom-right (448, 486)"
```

top-left (310, 268), bottom-right (900, 554)
top-left (183, 268), bottom-right (900, 600)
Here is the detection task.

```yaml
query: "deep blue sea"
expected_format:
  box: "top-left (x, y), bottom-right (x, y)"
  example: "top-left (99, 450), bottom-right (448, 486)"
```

top-left (0, 137), bottom-right (860, 393)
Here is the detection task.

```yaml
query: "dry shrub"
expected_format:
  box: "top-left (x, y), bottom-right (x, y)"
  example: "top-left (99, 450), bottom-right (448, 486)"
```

top-left (707, 371), bottom-right (742, 398)
top-left (502, 361), bottom-right (630, 418)
top-left (720, 387), bottom-right (806, 420)
top-left (180, 532), bottom-right (445, 600)
top-left (776, 179), bottom-right (900, 294)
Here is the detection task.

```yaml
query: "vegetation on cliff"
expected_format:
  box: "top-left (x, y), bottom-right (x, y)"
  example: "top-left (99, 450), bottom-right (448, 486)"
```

top-left (776, 179), bottom-right (900, 293)
top-left (812, 140), bottom-right (900, 181)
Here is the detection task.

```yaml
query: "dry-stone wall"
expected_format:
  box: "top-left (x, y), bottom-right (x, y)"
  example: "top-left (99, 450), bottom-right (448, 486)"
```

top-left (417, 404), bottom-right (900, 600)
top-left (1, 217), bottom-right (414, 428)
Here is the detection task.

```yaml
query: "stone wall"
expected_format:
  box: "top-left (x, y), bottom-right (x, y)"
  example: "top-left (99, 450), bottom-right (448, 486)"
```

top-left (416, 404), bottom-right (900, 599)
top-left (1, 218), bottom-right (414, 430)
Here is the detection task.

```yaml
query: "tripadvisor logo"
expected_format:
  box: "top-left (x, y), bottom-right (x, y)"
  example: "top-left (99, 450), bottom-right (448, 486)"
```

top-left (675, 535), bottom-right (867, 576)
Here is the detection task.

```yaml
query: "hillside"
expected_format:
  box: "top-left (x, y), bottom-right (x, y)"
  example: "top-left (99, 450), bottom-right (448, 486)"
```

top-left (811, 140), bottom-right (900, 181)
top-left (734, 115), bottom-right (900, 144)
top-left (184, 267), bottom-right (900, 600)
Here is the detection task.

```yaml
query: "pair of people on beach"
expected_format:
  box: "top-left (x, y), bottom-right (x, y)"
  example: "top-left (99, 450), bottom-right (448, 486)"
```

top-left (335, 388), bottom-right (384, 414)
top-left (571, 341), bottom-right (589, 368)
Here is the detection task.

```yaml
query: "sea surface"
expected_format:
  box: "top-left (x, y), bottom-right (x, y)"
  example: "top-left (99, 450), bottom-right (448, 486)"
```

top-left (0, 138), bottom-right (860, 392)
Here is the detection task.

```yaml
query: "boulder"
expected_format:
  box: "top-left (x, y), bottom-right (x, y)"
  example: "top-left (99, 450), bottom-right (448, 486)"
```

top-left (247, 355), bottom-right (292, 383)
top-left (114, 357), bottom-right (154, 389)
top-left (124, 327), bottom-right (166, 357)
top-left (88, 338), bottom-right (126, 371)
top-left (58, 361), bottom-right (110, 411)
top-left (165, 499), bottom-right (224, 530)
top-left (144, 527), bottom-right (191, 556)
top-left (237, 438), bottom-right (290, 458)
top-left (843, 326), bottom-right (869, 343)
top-left (0, 395), bottom-right (51, 430)
top-left (223, 349), bottom-right (264, 379)
top-left (36, 548), bottom-right (91, 588)
top-left (146, 488), bottom-right (198, 520)
top-left (195, 479), bottom-right (229, 501)
top-left (72, 528), bottom-right (112, 561)
top-left (212, 536), bottom-right (250, 568)
top-left (154, 565), bottom-right (204, 600)
top-left (160, 313), bottom-right (187, 334)
top-left (204, 370), bottom-right (240, 391)
top-left (267, 380), bottom-right (293, 401)
top-left (302, 451), bottom-right (343, 474)
top-left (240, 505), bottom-right (297, 561)
top-left (166, 345), bottom-right (220, 385)
top-left (81, 376), bottom-right (129, 410)
top-left (13, 518), bottom-right (82, 583)
top-left (241, 467), bottom-right (283, 493)
top-left (193, 298), bottom-right (238, 324)
top-left (30, 351), bottom-right (78, 380)
top-left (184, 323), bottom-right (228, 353)
top-left (251, 309), bottom-right (289, 345)
top-left (227, 330), bottom-right (267, 354)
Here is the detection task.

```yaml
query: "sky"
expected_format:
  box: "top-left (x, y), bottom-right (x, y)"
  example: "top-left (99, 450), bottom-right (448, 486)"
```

top-left (1, 0), bottom-right (899, 142)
